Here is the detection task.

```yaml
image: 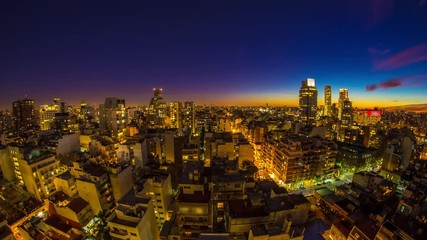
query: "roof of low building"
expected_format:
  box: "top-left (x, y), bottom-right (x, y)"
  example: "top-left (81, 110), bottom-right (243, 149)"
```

top-left (67, 197), bottom-right (89, 213)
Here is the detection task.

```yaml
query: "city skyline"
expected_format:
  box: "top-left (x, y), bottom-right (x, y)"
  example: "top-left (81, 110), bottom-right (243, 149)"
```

top-left (1, 1), bottom-right (427, 109)
top-left (1, 2), bottom-right (427, 239)
top-left (0, 81), bottom-right (414, 110)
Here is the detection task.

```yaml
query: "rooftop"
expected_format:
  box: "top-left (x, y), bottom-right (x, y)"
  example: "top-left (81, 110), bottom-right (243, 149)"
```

top-left (110, 214), bottom-right (139, 228)
top-left (85, 165), bottom-right (107, 177)
top-left (266, 194), bottom-right (309, 212)
top-left (66, 197), bottom-right (89, 213)
top-left (44, 215), bottom-right (72, 233)
top-left (56, 171), bottom-right (73, 180)
top-left (315, 187), bottom-right (333, 197)
top-left (228, 199), bottom-right (268, 218)
top-left (118, 189), bottom-right (150, 206)
top-left (251, 224), bottom-right (268, 236)
top-left (24, 149), bottom-right (55, 164)
top-left (48, 191), bottom-right (70, 204)
top-left (333, 220), bottom-right (353, 237)
top-left (353, 215), bottom-right (379, 240)
top-left (178, 191), bottom-right (211, 203)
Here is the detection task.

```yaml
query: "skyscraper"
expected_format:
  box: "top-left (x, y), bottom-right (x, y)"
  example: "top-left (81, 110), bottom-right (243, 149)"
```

top-left (299, 78), bottom-right (318, 126)
top-left (148, 88), bottom-right (166, 128)
top-left (338, 99), bottom-right (353, 142)
top-left (168, 101), bottom-right (182, 129)
top-left (338, 88), bottom-right (349, 120)
top-left (324, 85), bottom-right (332, 117)
top-left (99, 97), bottom-right (126, 138)
top-left (12, 98), bottom-right (36, 131)
top-left (182, 101), bottom-right (195, 133)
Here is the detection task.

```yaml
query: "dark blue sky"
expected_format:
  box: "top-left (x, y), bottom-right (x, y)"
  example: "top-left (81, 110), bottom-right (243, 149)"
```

top-left (1, 0), bottom-right (427, 108)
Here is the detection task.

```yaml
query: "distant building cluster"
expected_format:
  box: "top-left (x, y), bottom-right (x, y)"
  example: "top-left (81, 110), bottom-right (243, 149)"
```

top-left (0, 82), bottom-right (426, 240)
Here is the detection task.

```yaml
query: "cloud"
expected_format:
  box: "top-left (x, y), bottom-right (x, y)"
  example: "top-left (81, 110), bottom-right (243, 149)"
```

top-left (366, 75), bottom-right (427, 91)
top-left (366, 84), bottom-right (378, 91)
top-left (368, 48), bottom-right (390, 55)
top-left (374, 43), bottom-right (427, 70)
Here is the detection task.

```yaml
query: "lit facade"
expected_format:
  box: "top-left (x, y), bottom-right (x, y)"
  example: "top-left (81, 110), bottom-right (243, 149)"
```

top-left (353, 109), bottom-right (381, 126)
top-left (99, 97), bottom-right (126, 139)
top-left (107, 190), bottom-right (160, 240)
top-left (138, 172), bottom-right (173, 227)
top-left (177, 162), bottom-right (212, 239)
top-left (324, 85), bottom-right (332, 117)
top-left (39, 98), bottom-right (61, 131)
top-left (12, 98), bottom-right (35, 131)
top-left (338, 99), bottom-right (353, 142)
top-left (299, 78), bottom-right (318, 126)
top-left (168, 101), bottom-right (182, 129)
top-left (266, 133), bottom-right (331, 187)
top-left (71, 160), bottom-right (114, 214)
top-left (338, 88), bottom-right (348, 120)
top-left (148, 88), bottom-right (167, 128)
top-left (182, 101), bottom-right (196, 133)
top-left (18, 150), bottom-right (67, 201)
top-left (108, 163), bottom-right (134, 202)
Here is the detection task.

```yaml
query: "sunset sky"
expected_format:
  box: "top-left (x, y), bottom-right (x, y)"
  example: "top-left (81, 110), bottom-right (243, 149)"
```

top-left (1, 0), bottom-right (427, 109)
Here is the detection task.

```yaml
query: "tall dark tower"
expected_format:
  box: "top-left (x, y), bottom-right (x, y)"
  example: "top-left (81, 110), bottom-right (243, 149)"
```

top-left (12, 98), bottom-right (36, 131)
top-left (182, 101), bottom-right (195, 133)
top-left (324, 85), bottom-right (332, 117)
top-left (299, 78), bottom-right (318, 126)
top-left (338, 88), bottom-right (349, 120)
top-left (148, 88), bottom-right (166, 128)
top-left (339, 98), bottom-right (353, 142)
top-left (99, 97), bottom-right (126, 138)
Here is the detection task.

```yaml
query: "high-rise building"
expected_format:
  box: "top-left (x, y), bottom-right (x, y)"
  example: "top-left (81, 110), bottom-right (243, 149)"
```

top-left (6, 146), bottom-right (68, 201)
top-left (338, 88), bottom-right (349, 120)
top-left (0, 110), bottom-right (13, 133)
top-left (182, 101), bottom-right (195, 133)
top-left (299, 78), bottom-right (318, 126)
top-left (324, 85), bottom-right (332, 117)
top-left (265, 133), bottom-right (333, 186)
top-left (168, 101), bottom-right (182, 129)
top-left (177, 162), bottom-right (212, 238)
top-left (99, 97), bottom-right (126, 139)
top-left (148, 88), bottom-right (167, 128)
top-left (79, 100), bottom-right (96, 122)
top-left (39, 98), bottom-right (61, 131)
top-left (71, 160), bottom-right (114, 214)
top-left (137, 171), bottom-right (173, 227)
top-left (12, 98), bottom-right (36, 131)
top-left (338, 99), bottom-right (353, 142)
top-left (108, 164), bottom-right (134, 202)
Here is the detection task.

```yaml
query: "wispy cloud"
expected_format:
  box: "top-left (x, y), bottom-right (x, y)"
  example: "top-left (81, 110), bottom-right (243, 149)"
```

top-left (373, 43), bottom-right (427, 70)
top-left (366, 75), bottom-right (427, 91)
top-left (368, 48), bottom-right (390, 55)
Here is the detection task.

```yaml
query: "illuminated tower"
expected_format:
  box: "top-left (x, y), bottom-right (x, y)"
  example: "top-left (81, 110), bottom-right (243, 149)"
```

top-left (338, 88), bottom-right (349, 120)
top-left (299, 78), bottom-right (318, 126)
top-left (338, 99), bottom-right (353, 142)
top-left (39, 98), bottom-right (61, 130)
top-left (324, 85), bottom-right (331, 117)
top-left (182, 101), bottom-right (195, 133)
top-left (12, 97), bottom-right (36, 131)
top-left (148, 88), bottom-right (167, 128)
top-left (99, 97), bottom-right (126, 139)
top-left (168, 101), bottom-right (182, 129)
